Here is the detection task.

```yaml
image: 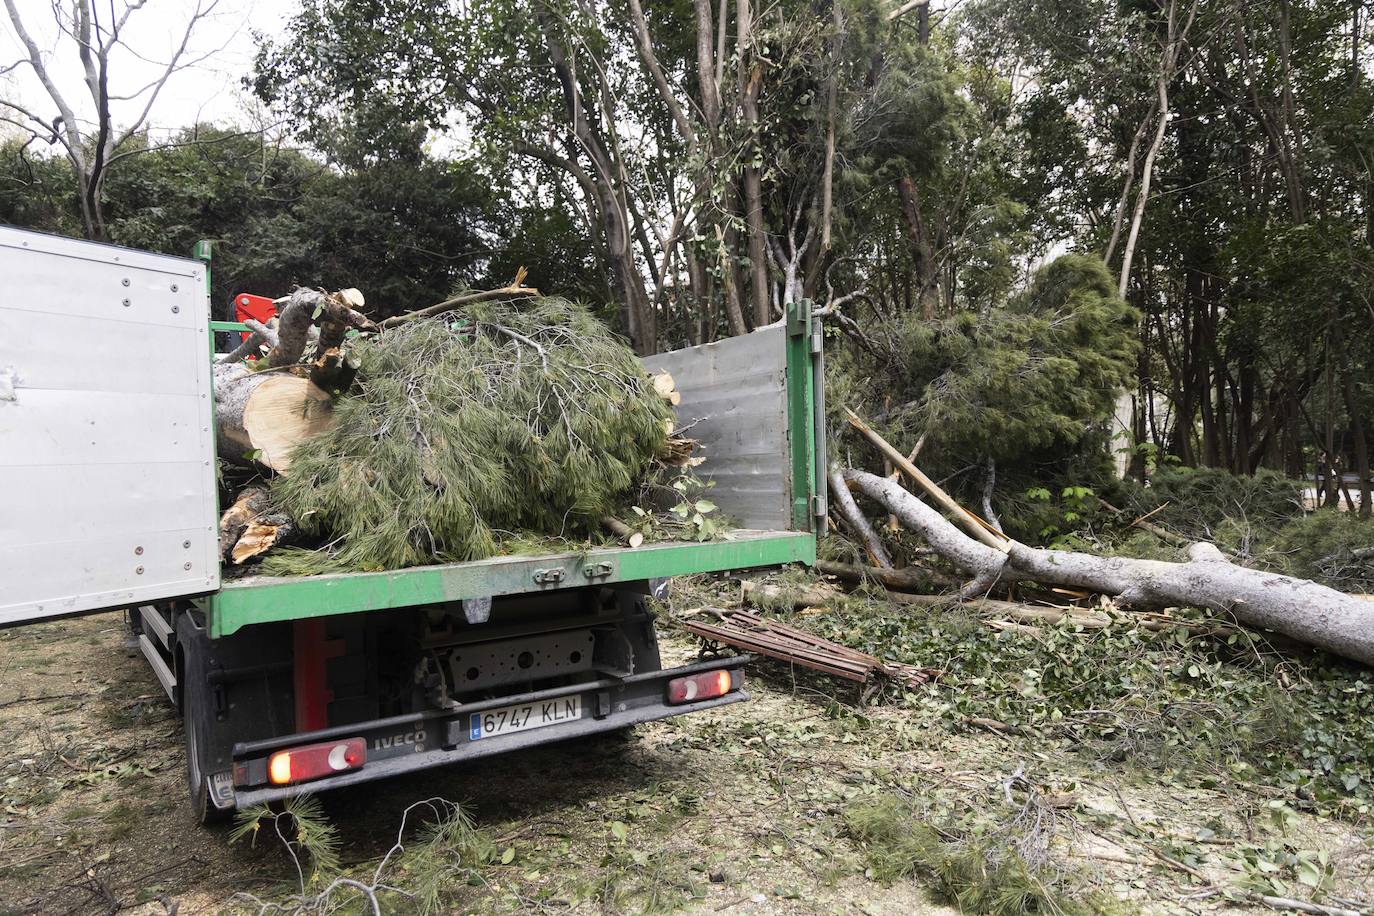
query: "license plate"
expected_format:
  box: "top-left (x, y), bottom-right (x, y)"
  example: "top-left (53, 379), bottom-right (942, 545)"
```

top-left (469, 695), bottom-right (583, 741)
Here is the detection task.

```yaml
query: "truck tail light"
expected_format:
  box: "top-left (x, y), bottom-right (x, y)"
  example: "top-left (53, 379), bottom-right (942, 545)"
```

top-left (268, 737), bottom-right (365, 785)
top-left (666, 670), bottom-right (733, 705)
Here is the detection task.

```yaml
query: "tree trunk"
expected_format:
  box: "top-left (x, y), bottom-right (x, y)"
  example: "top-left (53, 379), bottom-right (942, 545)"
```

top-left (738, 0), bottom-right (770, 327)
top-left (1343, 362), bottom-right (1371, 518)
top-left (845, 469), bottom-right (1374, 666)
top-left (895, 176), bottom-right (939, 318)
top-left (828, 466), bottom-right (893, 568)
top-left (214, 362), bottom-right (335, 473)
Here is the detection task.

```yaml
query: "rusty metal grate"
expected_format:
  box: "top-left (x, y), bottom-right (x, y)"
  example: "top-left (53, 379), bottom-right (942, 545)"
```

top-left (683, 609), bottom-right (935, 689)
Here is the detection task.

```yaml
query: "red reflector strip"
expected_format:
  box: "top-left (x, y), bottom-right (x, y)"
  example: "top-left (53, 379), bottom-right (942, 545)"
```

top-left (666, 670), bottom-right (734, 705)
top-left (267, 737), bottom-right (366, 785)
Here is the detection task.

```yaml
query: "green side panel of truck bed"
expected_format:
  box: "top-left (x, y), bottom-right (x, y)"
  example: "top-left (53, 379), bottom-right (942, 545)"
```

top-left (205, 531), bottom-right (815, 637)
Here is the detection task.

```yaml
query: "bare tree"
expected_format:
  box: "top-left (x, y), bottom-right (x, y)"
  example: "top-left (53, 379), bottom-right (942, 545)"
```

top-left (1115, 0), bottom-right (1200, 299)
top-left (1, 0), bottom-right (221, 240)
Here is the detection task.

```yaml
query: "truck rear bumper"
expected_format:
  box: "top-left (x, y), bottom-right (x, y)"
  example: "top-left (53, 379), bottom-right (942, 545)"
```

top-left (227, 655), bottom-right (749, 808)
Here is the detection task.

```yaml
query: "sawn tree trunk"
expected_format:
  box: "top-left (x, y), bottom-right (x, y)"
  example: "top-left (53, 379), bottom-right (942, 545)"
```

top-left (213, 362), bottom-right (335, 473)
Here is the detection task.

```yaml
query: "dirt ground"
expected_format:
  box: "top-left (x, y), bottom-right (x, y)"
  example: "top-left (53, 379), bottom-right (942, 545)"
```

top-left (1, 604), bottom-right (1370, 915)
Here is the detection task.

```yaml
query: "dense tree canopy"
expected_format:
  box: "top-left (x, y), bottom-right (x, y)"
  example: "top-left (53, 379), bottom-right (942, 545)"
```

top-left (2, 0), bottom-right (1370, 511)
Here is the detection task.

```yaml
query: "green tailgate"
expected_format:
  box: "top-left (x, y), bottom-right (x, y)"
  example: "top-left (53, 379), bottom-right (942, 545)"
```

top-left (206, 531), bottom-right (814, 637)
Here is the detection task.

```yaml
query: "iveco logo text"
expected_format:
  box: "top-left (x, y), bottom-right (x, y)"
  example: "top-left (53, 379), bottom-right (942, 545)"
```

top-left (374, 730), bottom-right (426, 751)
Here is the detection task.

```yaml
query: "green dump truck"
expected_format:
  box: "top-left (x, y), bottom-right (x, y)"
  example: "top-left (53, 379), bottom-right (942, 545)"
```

top-left (0, 226), bottom-right (826, 822)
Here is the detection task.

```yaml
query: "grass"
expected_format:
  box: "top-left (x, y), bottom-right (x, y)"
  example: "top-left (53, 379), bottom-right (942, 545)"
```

top-left (844, 795), bottom-right (1127, 915)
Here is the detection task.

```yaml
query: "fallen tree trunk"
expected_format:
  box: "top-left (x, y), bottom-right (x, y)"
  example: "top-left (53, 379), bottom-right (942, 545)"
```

top-left (844, 469), bottom-right (1374, 666)
top-left (214, 362), bottom-right (335, 473)
top-left (828, 466), bottom-right (893, 568)
top-left (815, 558), bottom-right (953, 591)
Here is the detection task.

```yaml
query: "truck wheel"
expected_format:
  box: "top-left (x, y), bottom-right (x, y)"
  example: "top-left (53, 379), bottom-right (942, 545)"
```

top-left (184, 696), bottom-right (229, 825)
top-left (177, 617), bottom-right (232, 825)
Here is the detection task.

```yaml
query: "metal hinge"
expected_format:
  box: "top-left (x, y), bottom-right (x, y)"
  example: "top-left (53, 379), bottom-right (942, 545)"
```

top-left (532, 568), bottom-right (565, 586)
top-left (786, 298), bottom-right (813, 338)
top-left (583, 561), bottom-right (614, 580)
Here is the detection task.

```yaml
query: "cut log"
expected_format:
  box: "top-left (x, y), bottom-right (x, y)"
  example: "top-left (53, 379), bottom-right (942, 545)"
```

top-left (231, 514), bottom-right (296, 564)
top-left (214, 362), bottom-right (335, 473)
top-left (600, 515), bottom-right (644, 548)
top-left (651, 371), bottom-right (681, 405)
top-left (844, 468), bottom-right (1374, 666)
top-left (218, 484), bottom-right (297, 563)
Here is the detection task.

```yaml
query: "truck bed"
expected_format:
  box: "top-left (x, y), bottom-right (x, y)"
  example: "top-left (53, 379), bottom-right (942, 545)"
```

top-left (205, 529), bottom-right (814, 636)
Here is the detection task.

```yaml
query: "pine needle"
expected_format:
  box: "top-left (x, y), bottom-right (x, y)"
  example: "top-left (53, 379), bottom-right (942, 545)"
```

top-left (271, 297), bottom-right (672, 571)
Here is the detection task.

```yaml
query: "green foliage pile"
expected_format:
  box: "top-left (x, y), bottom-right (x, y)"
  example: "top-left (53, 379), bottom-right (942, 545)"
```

top-left (267, 298), bottom-right (672, 571)
top-left (791, 592), bottom-right (1374, 815)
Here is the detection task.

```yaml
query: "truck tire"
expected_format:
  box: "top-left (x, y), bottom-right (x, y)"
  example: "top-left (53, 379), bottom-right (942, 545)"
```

top-left (176, 614), bottom-right (232, 825)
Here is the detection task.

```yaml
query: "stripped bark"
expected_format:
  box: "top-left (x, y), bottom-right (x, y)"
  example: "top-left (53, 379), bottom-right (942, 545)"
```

top-left (845, 469), bottom-right (1374, 666)
top-left (981, 456), bottom-right (1003, 534)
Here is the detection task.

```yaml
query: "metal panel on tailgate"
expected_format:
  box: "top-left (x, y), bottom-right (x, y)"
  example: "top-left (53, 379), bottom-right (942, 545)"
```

top-left (0, 227), bottom-right (220, 625)
top-left (644, 324), bottom-right (791, 530)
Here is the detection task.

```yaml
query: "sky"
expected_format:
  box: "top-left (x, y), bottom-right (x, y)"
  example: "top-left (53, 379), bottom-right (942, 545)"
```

top-left (0, 0), bottom-right (292, 143)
